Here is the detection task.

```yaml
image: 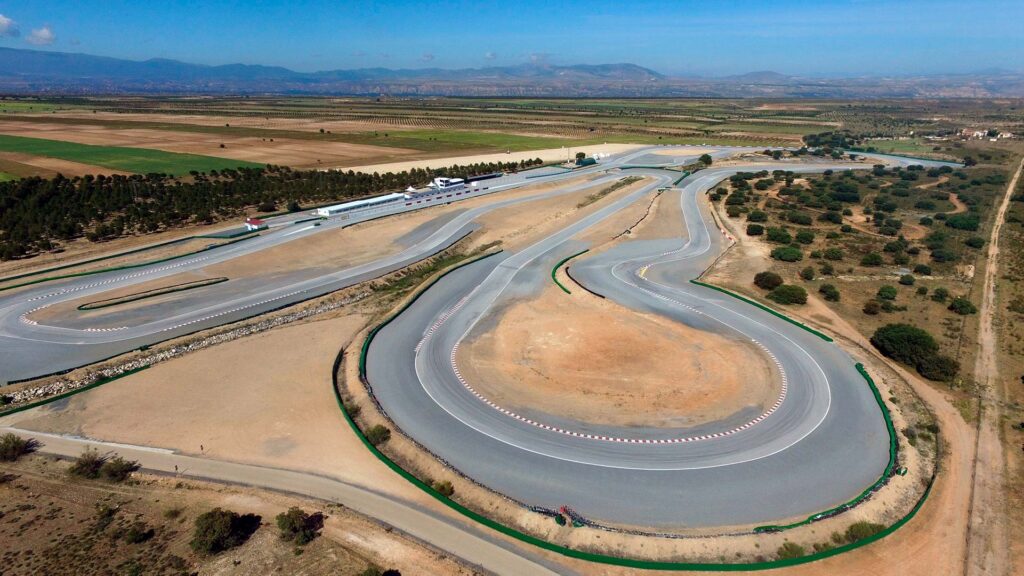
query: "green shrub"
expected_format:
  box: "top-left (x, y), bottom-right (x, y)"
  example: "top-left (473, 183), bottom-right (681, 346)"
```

top-left (931, 287), bottom-right (949, 302)
top-left (917, 286), bottom-right (928, 296)
top-left (800, 266), bottom-right (816, 281)
top-left (898, 274), bottom-right (915, 286)
top-left (0, 433), bottom-right (38, 462)
top-left (747, 210), bottom-right (768, 222)
top-left (964, 236), bottom-right (985, 249)
top-left (948, 297), bottom-right (977, 315)
top-left (766, 227), bottom-right (792, 244)
top-left (844, 521), bottom-right (886, 543)
top-left (823, 247), bottom-right (844, 261)
top-left (190, 508), bottom-right (261, 554)
top-left (877, 285), bottom-right (898, 300)
top-left (776, 542), bottom-right (806, 560)
top-left (795, 230), bottom-right (815, 245)
top-left (726, 205), bottom-right (741, 217)
top-left (945, 213), bottom-right (980, 231)
top-left (819, 263), bottom-right (835, 276)
top-left (432, 480), bottom-right (455, 497)
top-left (860, 252), bottom-right (883, 266)
top-left (754, 271), bottom-right (784, 290)
top-left (767, 284), bottom-right (808, 305)
top-left (913, 264), bottom-right (932, 275)
top-left (916, 354), bottom-right (960, 382)
top-left (276, 507), bottom-right (324, 545)
top-left (771, 246), bottom-right (803, 262)
top-left (365, 424), bottom-right (391, 446)
top-left (819, 284), bottom-right (840, 302)
top-left (863, 300), bottom-right (881, 315)
top-left (870, 324), bottom-right (938, 367)
top-left (746, 223), bottom-right (764, 236)
top-left (100, 456), bottom-right (140, 483)
top-left (841, 224), bottom-right (853, 233)
top-left (788, 211), bottom-right (813, 225)
top-left (69, 449), bottom-right (107, 479)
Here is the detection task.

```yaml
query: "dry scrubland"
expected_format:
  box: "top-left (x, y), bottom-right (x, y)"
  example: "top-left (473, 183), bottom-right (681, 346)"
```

top-left (0, 454), bottom-right (468, 576)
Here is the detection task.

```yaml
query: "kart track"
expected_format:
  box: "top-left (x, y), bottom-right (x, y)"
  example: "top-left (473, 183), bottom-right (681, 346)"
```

top-left (0, 147), bottom-right (956, 529)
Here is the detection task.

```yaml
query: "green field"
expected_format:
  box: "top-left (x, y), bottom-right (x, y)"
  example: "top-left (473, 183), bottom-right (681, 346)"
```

top-left (0, 172), bottom-right (15, 182)
top-left (0, 134), bottom-right (264, 175)
top-left (862, 138), bottom-right (945, 155)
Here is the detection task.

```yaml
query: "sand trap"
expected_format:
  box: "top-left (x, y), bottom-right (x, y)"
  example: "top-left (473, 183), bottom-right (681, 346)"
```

top-left (458, 283), bottom-right (779, 429)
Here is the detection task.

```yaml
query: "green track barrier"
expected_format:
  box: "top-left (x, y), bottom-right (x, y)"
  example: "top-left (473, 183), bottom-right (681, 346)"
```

top-left (673, 171), bottom-right (692, 185)
top-left (292, 216), bottom-right (326, 225)
top-left (0, 234), bottom-right (259, 294)
top-left (347, 254), bottom-right (936, 570)
top-left (0, 366), bottom-right (150, 418)
top-left (196, 229), bottom-right (258, 239)
top-left (550, 249), bottom-right (589, 294)
top-left (76, 277), bottom-right (229, 311)
top-left (689, 280), bottom-right (834, 342)
top-left (754, 362), bottom-right (898, 532)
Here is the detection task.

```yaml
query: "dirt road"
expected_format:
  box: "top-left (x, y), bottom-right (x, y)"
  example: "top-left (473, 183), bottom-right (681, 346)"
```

top-left (964, 156), bottom-right (1022, 576)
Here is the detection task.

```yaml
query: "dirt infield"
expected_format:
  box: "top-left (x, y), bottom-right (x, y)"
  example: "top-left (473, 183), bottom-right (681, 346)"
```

top-left (458, 282), bottom-right (779, 429)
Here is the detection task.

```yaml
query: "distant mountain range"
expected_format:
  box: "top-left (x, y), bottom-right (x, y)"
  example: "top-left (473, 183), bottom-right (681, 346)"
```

top-left (2, 47), bottom-right (1022, 98)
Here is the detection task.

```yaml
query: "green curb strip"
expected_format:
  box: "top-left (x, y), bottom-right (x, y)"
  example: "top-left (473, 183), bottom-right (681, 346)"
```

top-left (551, 249), bottom-right (589, 294)
top-left (689, 280), bottom-right (834, 342)
top-left (0, 366), bottom-right (150, 418)
top-left (77, 277), bottom-right (229, 311)
top-left (346, 257), bottom-right (935, 570)
top-left (754, 362), bottom-right (898, 532)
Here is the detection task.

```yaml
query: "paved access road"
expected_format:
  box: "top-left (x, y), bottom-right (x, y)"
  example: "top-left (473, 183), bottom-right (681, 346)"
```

top-left (367, 155), bottom-right (959, 527)
top-left (0, 427), bottom-right (570, 576)
top-left (0, 146), bottom-right (723, 382)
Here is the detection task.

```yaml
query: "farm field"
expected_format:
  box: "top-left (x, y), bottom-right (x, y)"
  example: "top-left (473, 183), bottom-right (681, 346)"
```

top-left (0, 134), bottom-right (264, 175)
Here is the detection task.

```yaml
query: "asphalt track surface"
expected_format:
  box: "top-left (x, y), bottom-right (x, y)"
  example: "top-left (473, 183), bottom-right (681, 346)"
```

top-left (1, 147), bottom-right (957, 529)
top-left (0, 146), bottom-right (702, 382)
top-left (367, 155), bottom-right (959, 527)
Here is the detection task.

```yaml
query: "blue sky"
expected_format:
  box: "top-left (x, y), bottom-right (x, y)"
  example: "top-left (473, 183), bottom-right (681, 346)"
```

top-left (1, 0), bottom-right (1021, 76)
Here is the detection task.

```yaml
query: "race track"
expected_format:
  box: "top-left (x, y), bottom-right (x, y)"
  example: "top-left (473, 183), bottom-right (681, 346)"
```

top-left (1, 146), bottom-right (956, 529)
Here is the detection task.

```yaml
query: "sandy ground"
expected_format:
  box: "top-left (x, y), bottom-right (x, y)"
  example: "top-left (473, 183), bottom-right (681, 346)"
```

top-left (340, 143), bottom-right (645, 174)
top-left (0, 150), bottom-right (130, 177)
top-left (4, 313), bottom-right (439, 506)
top-left (0, 119), bottom-right (417, 169)
top-left (459, 280), bottom-right (778, 428)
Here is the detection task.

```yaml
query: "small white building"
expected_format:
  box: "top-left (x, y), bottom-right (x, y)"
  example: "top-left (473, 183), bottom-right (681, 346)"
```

top-left (245, 217), bottom-right (268, 232)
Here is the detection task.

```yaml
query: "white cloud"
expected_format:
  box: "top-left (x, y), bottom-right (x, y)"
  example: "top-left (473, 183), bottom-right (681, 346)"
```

top-left (483, 51), bottom-right (496, 60)
top-left (0, 14), bottom-right (19, 38)
top-left (27, 25), bottom-right (55, 46)
top-left (420, 53), bottom-right (435, 62)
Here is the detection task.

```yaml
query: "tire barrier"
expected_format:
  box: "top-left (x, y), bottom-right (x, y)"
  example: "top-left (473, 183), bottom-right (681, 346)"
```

top-left (347, 257), bottom-right (936, 570)
top-left (689, 280), bottom-right (834, 342)
top-left (550, 249), bottom-right (590, 295)
top-left (0, 365), bottom-right (150, 419)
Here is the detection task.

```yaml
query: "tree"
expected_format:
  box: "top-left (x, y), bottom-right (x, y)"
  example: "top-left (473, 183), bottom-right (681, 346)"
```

top-left (877, 285), bottom-right (898, 300)
top-left (860, 252), bottom-right (883, 266)
top-left (898, 274), bottom-right (916, 286)
top-left (931, 287), bottom-right (950, 302)
top-left (190, 508), bottom-right (261, 554)
top-left (863, 300), bottom-right (881, 315)
top-left (575, 151), bottom-right (586, 161)
top-left (0, 433), bottom-right (38, 462)
top-left (746, 223), bottom-right (764, 236)
top-left (948, 297), bottom-right (977, 315)
top-left (945, 214), bottom-right (980, 231)
top-left (965, 236), bottom-right (985, 249)
top-left (276, 507), bottom-right (324, 545)
top-left (747, 210), bottom-right (768, 223)
top-left (795, 230), bottom-right (815, 245)
top-left (871, 324), bottom-right (937, 364)
top-left (771, 246), bottom-right (803, 262)
top-left (819, 284), bottom-right (840, 302)
top-left (699, 154), bottom-right (713, 165)
top-left (800, 266), bottom-right (816, 281)
top-left (823, 247), bottom-right (844, 261)
top-left (913, 264), bottom-right (932, 275)
top-left (767, 284), bottom-right (808, 305)
top-left (754, 271), bottom-right (784, 290)
top-left (365, 424), bottom-right (391, 446)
